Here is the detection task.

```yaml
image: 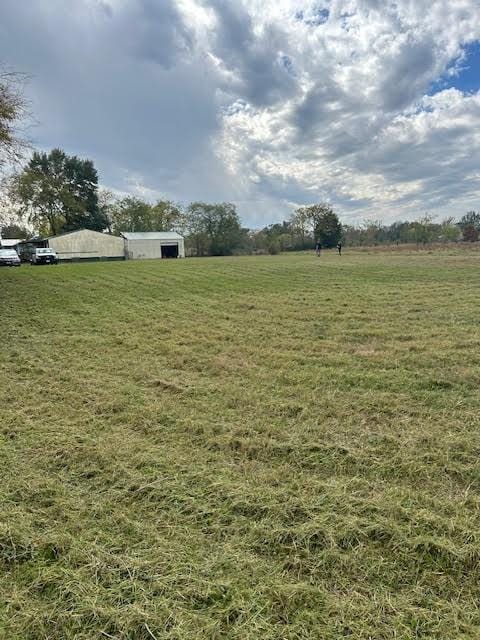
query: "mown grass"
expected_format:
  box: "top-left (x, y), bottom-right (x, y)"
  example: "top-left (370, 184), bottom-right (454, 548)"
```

top-left (0, 249), bottom-right (479, 639)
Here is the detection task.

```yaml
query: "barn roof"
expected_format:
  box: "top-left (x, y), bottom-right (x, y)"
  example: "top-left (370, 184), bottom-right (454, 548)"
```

top-left (0, 238), bottom-right (23, 247)
top-left (46, 228), bottom-right (117, 240)
top-left (121, 232), bottom-right (183, 240)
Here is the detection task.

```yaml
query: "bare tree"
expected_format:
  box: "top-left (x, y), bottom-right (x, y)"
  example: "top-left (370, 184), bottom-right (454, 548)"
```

top-left (98, 187), bottom-right (118, 233)
top-left (0, 67), bottom-right (30, 170)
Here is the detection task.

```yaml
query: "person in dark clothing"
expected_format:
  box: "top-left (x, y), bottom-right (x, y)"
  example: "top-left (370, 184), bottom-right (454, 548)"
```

top-left (337, 242), bottom-right (342, 256)
top-left (315, 242), bottom-right (321, 257)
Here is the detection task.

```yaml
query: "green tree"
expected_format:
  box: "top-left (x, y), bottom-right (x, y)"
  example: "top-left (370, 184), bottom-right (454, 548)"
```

top-left (98, 187), bottom-right (116, 233)
top-left (151, 200), bottom-right (184, 232)
top-left (439, 218), bottom-right (460, 243)
top-left (252, 220), bottom-right (303, 254)
top-left (361, 220), bottom-right (384, 246)
top-left (108, 196), bottom-right (152, 233)
top-left (0, 222), bottom-right (29, 238)
top-left (10, 149), bottom-right (106, 235)
top-left (296, 203), bottom-right (342, 248)
top-left (62, 154), bottom-right (104, 232)
top-left (325, 216), bottom-right (461, 248)
top-left (185, 202), bottom-right (248, 256)
top-left (389, 221), bottom-right (414, 245)
top-left (462, 224), bottom-right (479, 242)
top-left (107, 197), bottom-right (184, 234)
top-left (458, 211), bottom-right (480, 242)
top-left (289, 208), bottom-right (312, 249)
top-left (409, 215), bottom-right (437, 245)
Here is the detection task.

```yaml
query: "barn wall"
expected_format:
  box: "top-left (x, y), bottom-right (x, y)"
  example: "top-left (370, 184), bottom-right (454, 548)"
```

top-left (126, 238), bottom-right (185, 259)
top-left (49, 229), bottom-right (125, 261)
top-left (177, 238), bottom-right (185, 258)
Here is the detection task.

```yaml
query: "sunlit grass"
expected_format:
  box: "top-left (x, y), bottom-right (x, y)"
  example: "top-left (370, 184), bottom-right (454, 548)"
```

top-left (1, 249), bottom-right (480, 639)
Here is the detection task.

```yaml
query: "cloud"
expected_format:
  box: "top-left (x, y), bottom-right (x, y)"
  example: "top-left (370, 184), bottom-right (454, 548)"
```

top-left (0, 0), bottom-right (228, 198)
top-left (0, 0), bottom-right (480, 225)
top-left (206, 0), bottom-right (298, 107)
top-left (213, 0), bottom-right (480, 222)
top-left (116, 0), bottom-right (194, 68)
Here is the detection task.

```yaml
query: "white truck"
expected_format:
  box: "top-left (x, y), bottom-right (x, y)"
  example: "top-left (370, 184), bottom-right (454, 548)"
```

top-left (31, 247), bottom-right (59, 265)
top-left (0, 249), bottom-right (21, 267)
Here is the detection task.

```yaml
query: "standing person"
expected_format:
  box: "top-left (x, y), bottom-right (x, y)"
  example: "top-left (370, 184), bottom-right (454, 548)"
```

top-left (315, 242), bottom-right (321, 257)
top-left (337, 242), bottom-right (342, 256)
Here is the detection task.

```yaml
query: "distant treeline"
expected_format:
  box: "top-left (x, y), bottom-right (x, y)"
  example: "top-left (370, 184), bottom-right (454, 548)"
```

top-left (247, 212), bottom-right (479, 255)
top-left (342, 214), bottom-right (479, 247)
top-left (2, 148), bottom-right (480, 256)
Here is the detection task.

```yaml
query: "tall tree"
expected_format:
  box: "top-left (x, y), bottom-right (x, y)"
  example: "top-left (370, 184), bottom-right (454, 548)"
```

top-left (185, 202), bottom-right (248, 256)
top-left (289, 208), bottom-right (311, 249)
top-left (98, 187), bottom-right (116, 233)
top-left (439, 217), bottom-right (460, 243)
top-left (0, 222), bottom-right (29, 238)
top-left (0, 68), bottom-right (28, 170)
top-left (107, 197), bottom-right (184, 234)
top-left (295, 203), bottom-right (342, 248)
top-left (62, 153), bottom-right (103, 232)
top-left (408, 215), bottom-right (437, 245)
top-left (10, 149), bottom-right (106, 235)
top-left (458, 211), bottom-right (480, 242)
top-left (151, 200), bottom-right (184, 232)
top-left (108, 196), bottom-right (152, 233)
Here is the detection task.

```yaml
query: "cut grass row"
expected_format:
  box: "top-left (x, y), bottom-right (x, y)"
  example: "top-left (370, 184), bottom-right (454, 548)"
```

top-left (0, 249), bottom-right (479, 638)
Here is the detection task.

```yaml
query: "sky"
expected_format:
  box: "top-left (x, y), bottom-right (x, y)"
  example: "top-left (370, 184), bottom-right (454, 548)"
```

top-left (0, 0), bottom-right (479, 228)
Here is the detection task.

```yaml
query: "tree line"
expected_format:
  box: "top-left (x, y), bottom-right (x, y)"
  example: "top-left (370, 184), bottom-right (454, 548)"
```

top-left (342, 214), bottom-right (480, 246)
top-left (1, 72), bottom-right (479, 254)
top-left (1, 147), bottom-right (346, 255)
top-left (2, 147), bottom-right (479, 254)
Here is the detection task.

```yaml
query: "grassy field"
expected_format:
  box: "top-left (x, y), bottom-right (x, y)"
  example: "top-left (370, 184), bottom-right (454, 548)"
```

top-left (1, 249), bottom-right (480, 639)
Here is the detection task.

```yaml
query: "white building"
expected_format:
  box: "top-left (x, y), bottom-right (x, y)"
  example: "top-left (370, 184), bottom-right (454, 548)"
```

top-left (121, 232), bottom-right (185, 260)
top-left (47, 229), bottom-right (125, 261)
top-left (0, 238), bottom-right (23, 250)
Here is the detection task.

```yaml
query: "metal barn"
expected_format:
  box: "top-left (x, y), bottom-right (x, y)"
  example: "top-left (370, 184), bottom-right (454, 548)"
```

top-left (47, 229), bottom-right (125, 261)
top-left (0, 238), bottom-right (23, 250)
top-left (121, 232), bottom-right (185, 260)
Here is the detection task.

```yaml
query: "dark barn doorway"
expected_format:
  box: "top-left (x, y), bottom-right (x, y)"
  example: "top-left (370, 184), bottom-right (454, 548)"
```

top-left (161, 243), bottom-right (179, 258)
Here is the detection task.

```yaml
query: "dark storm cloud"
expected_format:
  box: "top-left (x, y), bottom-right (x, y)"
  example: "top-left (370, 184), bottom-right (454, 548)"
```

top-left (293, 81), bottom-right (374, 151)
top-left (378, 40), bottom-right (437, 112)
top-left (370, 122), bottom-right (480, 208)
top-left (118, 0), bottom-right (194, 68)
top-left (207, 0), bottom-right (298, 106)
top-left (1, 0), bottom-right (480, 225)
top-left (0, 0), bottom-right (226, 199)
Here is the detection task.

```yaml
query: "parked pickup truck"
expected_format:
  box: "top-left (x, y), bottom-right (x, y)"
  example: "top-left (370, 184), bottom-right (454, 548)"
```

top-left (0, 249), bottom-right (21, 267)
top-left (31, 247), bottom-right (58, 265)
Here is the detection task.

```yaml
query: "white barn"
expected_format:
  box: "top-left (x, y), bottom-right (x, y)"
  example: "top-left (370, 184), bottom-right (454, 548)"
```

top-left (48, 229), bottom-right (125, 261)
top-left (0, 238), bottom-right (23, 250)
top-left (122, 232), bottom-right (185, 260)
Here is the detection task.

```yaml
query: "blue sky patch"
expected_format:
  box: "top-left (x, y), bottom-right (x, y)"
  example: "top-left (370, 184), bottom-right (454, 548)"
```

top-left (295, 6), bottom-right (330, 27)
top-left (281, 54), bottom-right (296, 76)
top-left (430, 40), bottom-right (480, 94)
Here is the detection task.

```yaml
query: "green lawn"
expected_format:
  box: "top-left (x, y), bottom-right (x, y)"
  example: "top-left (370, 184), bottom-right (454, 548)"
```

top-left (1, 249), bottom-right (480, 639)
